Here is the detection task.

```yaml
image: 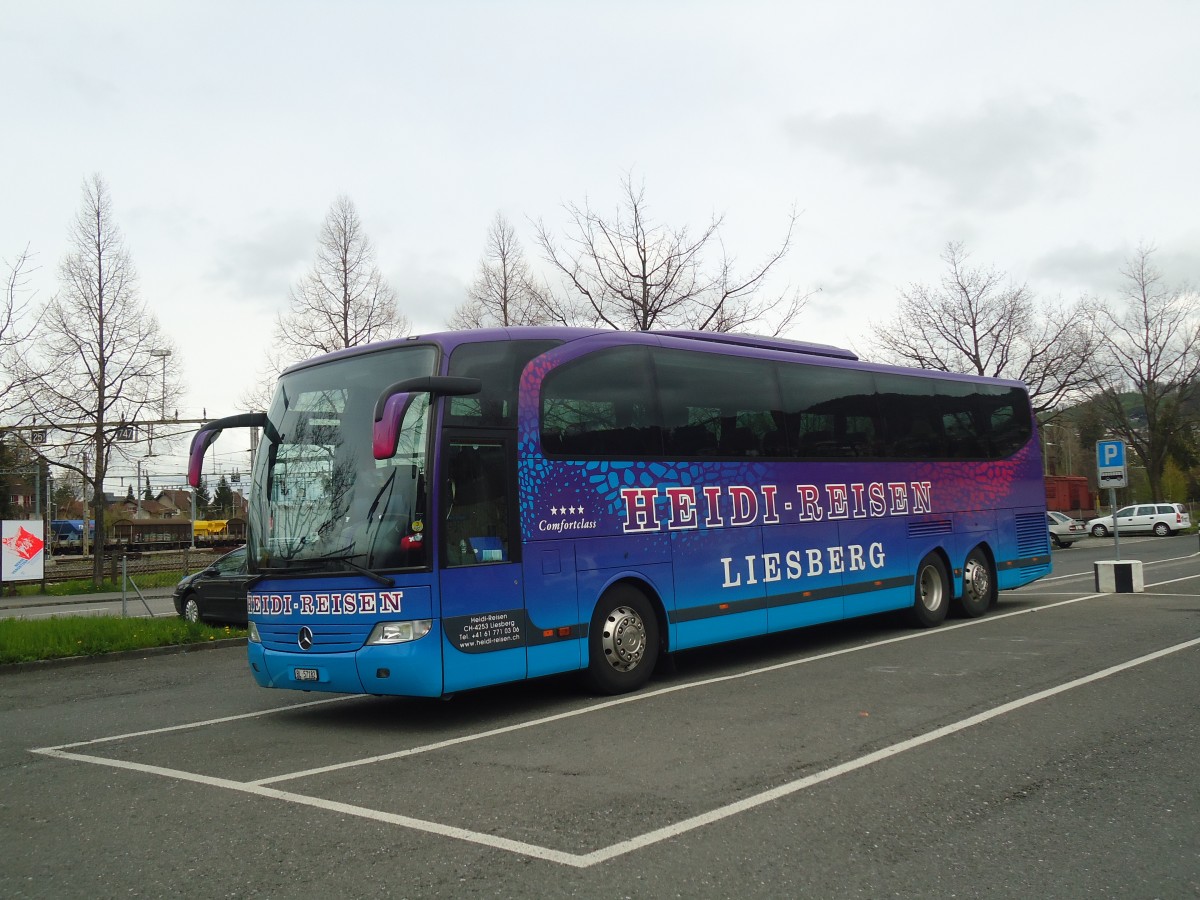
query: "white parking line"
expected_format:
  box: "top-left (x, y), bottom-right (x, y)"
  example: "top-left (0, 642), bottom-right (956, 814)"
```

top-left (28, 568), bottom-right (1200, 867)
top-left (34, 587), bottom-right (1113, 783)
top-left (33, 635), bottom-right (1200, 868)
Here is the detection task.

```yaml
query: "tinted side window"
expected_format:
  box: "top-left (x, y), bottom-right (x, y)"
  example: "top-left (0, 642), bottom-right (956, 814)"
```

top-left (874, 373), bottom-right (948, 459)
top-left (778, 364), bottom-right (879, 458)
top-left (655, 349), bottom-right (783, 458)
top-left (875, 375), bottom-right (1031, 460)
top-left (447, 340), bottom-right (561, 427)
top-left (541, 347), bottom-right (661, 457)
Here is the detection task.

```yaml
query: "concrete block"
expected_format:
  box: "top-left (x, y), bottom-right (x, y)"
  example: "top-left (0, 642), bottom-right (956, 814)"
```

top-left (1094, 559), bottom-right (1144, 593)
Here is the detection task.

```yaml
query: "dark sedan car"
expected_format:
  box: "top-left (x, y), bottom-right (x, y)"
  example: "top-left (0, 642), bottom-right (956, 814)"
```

top-left (173, 545), bottom-right (249, 625)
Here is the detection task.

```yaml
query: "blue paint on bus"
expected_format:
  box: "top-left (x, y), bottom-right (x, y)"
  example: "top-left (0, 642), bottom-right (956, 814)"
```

top-left (188, 327), bottom-right (1050, 699)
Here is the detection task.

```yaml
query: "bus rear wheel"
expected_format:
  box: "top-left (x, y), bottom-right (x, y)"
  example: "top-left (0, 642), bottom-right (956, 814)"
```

top-left (955, 548), bottom-right (996, 618)
top-left (585, 586), bottom-right (659, 695)
top-left (910, 553), bottom-right (950, 628)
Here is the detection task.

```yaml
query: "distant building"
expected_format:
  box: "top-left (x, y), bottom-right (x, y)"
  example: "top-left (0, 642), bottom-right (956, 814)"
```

top-left (154, 489), bottom-right (193, 518)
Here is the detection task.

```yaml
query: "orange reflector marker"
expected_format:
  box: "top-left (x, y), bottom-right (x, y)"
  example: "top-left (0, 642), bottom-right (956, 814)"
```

top-left (542, 629), bottom-right (554, 638)
top-left (557, 626), bottom-right (571, 637)
top-left (718, 603), bottom-right (730, 610)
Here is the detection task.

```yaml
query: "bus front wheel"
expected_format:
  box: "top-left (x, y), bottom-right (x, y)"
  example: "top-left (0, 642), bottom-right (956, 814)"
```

top-left (910, 553), bottom-right (950, 628)
top-left (585, 586), bottom-right (660, 695)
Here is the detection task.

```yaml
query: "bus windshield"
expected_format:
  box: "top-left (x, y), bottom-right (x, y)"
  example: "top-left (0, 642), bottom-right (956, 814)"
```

top-left (247, 345), bottom-right (437, 573)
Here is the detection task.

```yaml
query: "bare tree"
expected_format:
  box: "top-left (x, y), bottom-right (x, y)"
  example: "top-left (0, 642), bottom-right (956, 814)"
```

top-left (534, 173), bottom-right (807, 334)
top-left (1087, 244), bottom-right (1200, 501)
top-left (244, 196), bottom-right (409, 409)
top-left (0, 245), bottom-right (43, 414)
top-left (867, 242), bottom-right (1096, 415)
top-left (277, 195), bottom-right (408, 358)
top-left (449, 212), bottom-right (551, 329)
top-left (7, 175), bottom-right (179, 584)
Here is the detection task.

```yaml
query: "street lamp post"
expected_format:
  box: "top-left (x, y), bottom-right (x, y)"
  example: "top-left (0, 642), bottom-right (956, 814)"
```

top-left (148, 349), bottom-right (171, 461)
top-left (149, 349), bottom-right (171, 417)
top-left (1042, 422), bottom-right (1072, 476)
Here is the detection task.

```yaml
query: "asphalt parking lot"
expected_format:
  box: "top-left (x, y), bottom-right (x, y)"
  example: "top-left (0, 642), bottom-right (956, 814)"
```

top-left (3, 535), bottom-right (1198, 898)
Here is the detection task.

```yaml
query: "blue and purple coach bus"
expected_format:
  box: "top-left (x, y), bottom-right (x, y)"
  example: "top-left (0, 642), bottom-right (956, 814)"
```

top-left (189, 328), bottom-right (1050, 698)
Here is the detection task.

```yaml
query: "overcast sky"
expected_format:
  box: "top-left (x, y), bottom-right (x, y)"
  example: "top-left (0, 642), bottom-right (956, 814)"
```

top-left (3, 1), bottom-right (1198, 492)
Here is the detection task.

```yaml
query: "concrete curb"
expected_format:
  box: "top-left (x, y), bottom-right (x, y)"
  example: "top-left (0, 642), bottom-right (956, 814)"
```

top-left (1, 592), bottom-right (175, 611)
top-left (1, 637), bottom-right (247, 673)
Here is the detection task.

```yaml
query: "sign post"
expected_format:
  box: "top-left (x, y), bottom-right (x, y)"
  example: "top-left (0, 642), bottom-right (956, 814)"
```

top-left (1096, 440), bottom-right (1127, 561)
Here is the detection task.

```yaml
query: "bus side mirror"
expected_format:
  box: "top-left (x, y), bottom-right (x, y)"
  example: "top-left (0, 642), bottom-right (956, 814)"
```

top-left (189, 427), bottom-right (221, 488)
top-left (372, 376), bottom-right (482, 460)
top-left (188, 412), bottom-right (267, 487)
top-left (373, 393), bottom-right (413, 460)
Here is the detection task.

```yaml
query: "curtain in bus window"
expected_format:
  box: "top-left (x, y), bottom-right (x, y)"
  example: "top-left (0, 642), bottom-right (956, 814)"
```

top-left (540, 347), bottom-right (661, 457)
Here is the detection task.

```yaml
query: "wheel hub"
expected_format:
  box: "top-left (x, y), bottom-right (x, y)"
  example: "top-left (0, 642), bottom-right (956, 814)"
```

top-left (963, 558), bottom-right (990, 604)
top-left (600, 606), bottom-right (647, 672)
top-left (919, 565), bottom-right (944, 612)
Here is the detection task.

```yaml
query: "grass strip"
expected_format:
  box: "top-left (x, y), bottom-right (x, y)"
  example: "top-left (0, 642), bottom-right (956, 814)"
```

top-left (12, 572), bottom-right (189, 597)
top-left (0, 616), bottom-right (246, 665)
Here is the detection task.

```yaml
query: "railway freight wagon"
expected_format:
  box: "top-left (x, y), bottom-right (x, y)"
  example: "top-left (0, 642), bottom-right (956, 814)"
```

top-left (49, 518), bottom-right (245, 554)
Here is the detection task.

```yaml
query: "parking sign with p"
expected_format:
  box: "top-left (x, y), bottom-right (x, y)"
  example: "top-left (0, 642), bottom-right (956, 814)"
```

top-left (1096, 439), bottom-right (1127, 489)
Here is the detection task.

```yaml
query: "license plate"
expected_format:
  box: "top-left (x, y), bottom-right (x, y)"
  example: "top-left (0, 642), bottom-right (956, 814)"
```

top-left (294, 668), bottom-right (319, 682)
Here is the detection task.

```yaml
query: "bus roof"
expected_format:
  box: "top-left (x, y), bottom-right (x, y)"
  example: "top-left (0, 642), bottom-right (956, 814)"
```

top-left (281, 326), bottom-right (1025, 390)
top-left (283, 326), bottom-right (857, 374)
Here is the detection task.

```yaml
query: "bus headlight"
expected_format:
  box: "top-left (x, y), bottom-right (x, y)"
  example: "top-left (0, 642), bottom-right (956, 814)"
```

top-left (248, 621), bottom-right (261, 643)
top-left (366, 620), bottom-right (432, 645)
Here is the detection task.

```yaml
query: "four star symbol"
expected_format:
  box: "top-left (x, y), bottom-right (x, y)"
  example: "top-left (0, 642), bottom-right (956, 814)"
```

top-left (549, 505), bottom-right (586, 515)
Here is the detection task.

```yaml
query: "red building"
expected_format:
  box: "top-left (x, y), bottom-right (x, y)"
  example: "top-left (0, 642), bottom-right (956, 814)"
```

top-left (1045, 475), bottom-right (1095, 516)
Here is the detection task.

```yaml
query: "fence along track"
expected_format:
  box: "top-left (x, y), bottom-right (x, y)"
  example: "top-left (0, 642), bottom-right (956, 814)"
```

top-left (42, 548), bottom-right (226, 584)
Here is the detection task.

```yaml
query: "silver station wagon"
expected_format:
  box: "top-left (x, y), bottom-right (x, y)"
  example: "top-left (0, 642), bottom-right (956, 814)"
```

top-left (1087, 503), bottom-right (1192, 537)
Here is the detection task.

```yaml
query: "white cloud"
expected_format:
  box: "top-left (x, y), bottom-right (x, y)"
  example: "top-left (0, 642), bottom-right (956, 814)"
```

top-left (783, 97), bottom-right (1097, 211)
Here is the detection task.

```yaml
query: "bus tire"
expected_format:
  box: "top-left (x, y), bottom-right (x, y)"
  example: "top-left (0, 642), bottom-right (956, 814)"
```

top-left (585, 585), bottom-right (660, 695)
top-left (955, 547), bottom-right (996, 618)
top-left (910, 553), bottom-right (950, 628)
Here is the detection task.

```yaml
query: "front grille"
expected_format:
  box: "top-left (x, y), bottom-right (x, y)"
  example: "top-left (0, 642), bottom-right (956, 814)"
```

top-left (258, 622), bottom-right (374, 653)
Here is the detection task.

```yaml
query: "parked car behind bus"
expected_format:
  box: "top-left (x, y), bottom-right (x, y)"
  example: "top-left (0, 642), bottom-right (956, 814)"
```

top-left (173, 545), bottom-right (249, 625)
top-left (1047, 511), bottom-right (1086, 548)
top-left (1087, 503), bottom-right (1191, 538)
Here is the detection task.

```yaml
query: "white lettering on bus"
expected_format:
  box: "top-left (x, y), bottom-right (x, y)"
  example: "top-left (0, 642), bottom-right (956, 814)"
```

top-left (250, 590), bottom-right (401, 617)
top-left (729, 485), bottom-right (758, 526)
top-left (665, 486), bottom-right (697, 530)
top-left (619, 482), bottom-right (933, 534)
top-left (720, 542), bottom-right (887, 589)
top-left (619, 487), bottom-right (660, 533)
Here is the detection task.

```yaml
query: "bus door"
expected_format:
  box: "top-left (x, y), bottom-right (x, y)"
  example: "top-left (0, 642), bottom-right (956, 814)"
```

top-left (438, 435), bottom-right (527, 693)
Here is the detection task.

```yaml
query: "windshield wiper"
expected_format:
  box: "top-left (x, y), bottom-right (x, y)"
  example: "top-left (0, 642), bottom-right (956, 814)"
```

top-left (339, 557), bottom-right (395, 587)
top-left (257, 556), bottom-right (394, 588)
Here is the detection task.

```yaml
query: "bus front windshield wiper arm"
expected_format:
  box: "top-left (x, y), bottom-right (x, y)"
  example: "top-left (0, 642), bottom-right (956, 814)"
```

top-left (339, 557), bottom-right (395, 588)
top-left (261, 555), bottom-right (395, 588)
